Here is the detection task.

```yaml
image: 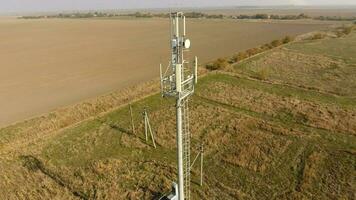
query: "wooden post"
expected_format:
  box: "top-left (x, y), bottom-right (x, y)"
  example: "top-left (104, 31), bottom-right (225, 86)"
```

top-left (143, 108), bottom-right (156, 148)
top-left (200, 144), bottom-right (204, 186)
top-left (129, 104), bottom-right (136, 134)
top-left (144, 109), bottom-right (148, 142)
top-left (147, 118), bottom-right (157, 149)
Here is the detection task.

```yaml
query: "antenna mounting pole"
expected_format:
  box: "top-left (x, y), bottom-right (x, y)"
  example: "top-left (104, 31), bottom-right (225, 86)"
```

top-left (159, 12), bottom-right (198, 200)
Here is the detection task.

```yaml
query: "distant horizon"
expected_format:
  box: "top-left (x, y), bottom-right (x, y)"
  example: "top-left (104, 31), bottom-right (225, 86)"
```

top-left (2, 4), bottom-right (356, 16)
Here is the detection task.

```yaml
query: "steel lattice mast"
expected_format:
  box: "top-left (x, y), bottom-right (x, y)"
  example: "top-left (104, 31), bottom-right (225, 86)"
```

top-left (160, 12), bottom-right (198, 200)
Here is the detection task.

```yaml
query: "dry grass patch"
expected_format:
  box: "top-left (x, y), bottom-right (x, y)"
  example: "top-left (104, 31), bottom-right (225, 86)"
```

top-left (198, 81), bottom-right (356, 135)
top-left (235, 48), bottom-right (356, 96)
top-left (0, 80), bottom-right (159, 154)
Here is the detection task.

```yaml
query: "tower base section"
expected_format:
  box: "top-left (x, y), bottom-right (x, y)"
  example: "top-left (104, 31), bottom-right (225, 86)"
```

top-left (160, 183), bottom-right (178, 200)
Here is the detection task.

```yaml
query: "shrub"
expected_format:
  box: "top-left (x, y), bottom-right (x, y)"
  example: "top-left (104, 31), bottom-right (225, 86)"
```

top-left (206, 58), bottom-right (228, 70)
top-left (270, 15), bottom-right (280, 20)
top-left (282, 36), bottom-right (294, 44)
top-left (298, 13), bottom-right (309, 19)
top-left (231, 52), bottom-right (248, 63)
top-left (342, 27), bottom-right (353, 35)
top-left (246, 48), bottom-right (262, 56)
top-left (255, 14), bottom-right (269, 19)
top-left (261, 43), bottom-right (273, 50)
top-left (311, 33), bottom-right (325, 40)
top-left (206, 14), bottom-right (224, 19)
top-left (205, 63), bottom-right (217, 70)
top-left (336, 31), bottom-right (344, 38)
top-left (256, 68), bottom-right (269, 80)
top-left (227, 58), bottom-right (235, 64)
top-left (238, 52), bottom-right (249, 59)
top-left (271, 39), bottom-right (282, 47)
top-left (185, 12), bottom-right (205, 18)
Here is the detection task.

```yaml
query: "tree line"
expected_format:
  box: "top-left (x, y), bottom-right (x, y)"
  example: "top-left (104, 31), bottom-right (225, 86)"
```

top-left (206, 25), bottom-right (355, 72)
top-left (19, 11), bottom-right (356, 22)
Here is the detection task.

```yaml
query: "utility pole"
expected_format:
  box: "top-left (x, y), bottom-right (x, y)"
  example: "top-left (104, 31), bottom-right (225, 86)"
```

top-left (160, 12), bottom-right (198, 200)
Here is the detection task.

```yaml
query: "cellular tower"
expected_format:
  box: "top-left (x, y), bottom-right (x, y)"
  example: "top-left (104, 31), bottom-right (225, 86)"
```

top-left (159, 12), bottom-right (198, 200)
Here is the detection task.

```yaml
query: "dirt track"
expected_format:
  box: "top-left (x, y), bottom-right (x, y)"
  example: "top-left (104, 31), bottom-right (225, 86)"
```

top-left (0, 18), bottom-right (330, 127)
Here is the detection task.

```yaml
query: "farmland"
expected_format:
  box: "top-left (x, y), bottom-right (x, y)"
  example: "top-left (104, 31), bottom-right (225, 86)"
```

top-left (0, 28), bottom-right (355, 199)
top-left (0, 17), bottom-right (333, 127)
top-left (199, 6), bottom-right (356, 18)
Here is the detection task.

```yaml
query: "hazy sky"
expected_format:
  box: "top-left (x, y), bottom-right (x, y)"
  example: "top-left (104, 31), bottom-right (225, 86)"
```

top-left (1, 0), bottom-right (356, 13)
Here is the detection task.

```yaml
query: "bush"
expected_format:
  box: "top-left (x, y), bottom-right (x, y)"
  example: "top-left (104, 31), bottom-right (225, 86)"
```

top-left (206, 58), bottom-right (228, 70)
top-left (256, 68), bottom-right (269, 80)
top-left (231, 52), bottom-right (248, 63)
top-left (227, 58), bottom-right (235, 64)
top-left (342, 27), bottom-right (353, 35)
top-left (255, 14), bottom-right (269, 19)
top-left (261, 43), bottom-right (273, 50)
top-left (205, 63), bottom-right (217, 70)
top-left (246, 48), bottom-right (262, 56)
top-left (336, 31), bottom-right (344, 38)
top-left (271, 39), bottom-right (282, 47)
top-left (185, 12), bottom-right (205, 18)
top-left (298, 13), bottom-right (309, 19)
top-left (270, 15), bottom-right (280, 20)
top-left (282, 36), bottom-right (294, 44)
top-left (311, 33), bottom-right (325, 40)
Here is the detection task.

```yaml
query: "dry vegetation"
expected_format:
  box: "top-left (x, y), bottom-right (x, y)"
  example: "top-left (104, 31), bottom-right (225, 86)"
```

top-left (233, 26), bottom-right (356, 96)
top-left (206, 35), bottom-right (295, 71)
top-left (0, 21), bottom-right (355, 200)
top-left (206, 25), bottom-right (356, 72)
top-left (0, 17), bottom-right (332, 126)
top-left (197, 80), bottom-right (356, 135)
top-left (2, 70), bottom-right (354, 199)
top-left (0, 80), bottom-right (159, 154)
top-left (205, 32), bottom-right (332, 72)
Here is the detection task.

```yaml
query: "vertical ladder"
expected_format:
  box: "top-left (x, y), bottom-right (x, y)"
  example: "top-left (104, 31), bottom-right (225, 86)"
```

top-left (159, 12), bottom-right (198, 200)
top-left (182, 98), bottom-right (191, 200)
